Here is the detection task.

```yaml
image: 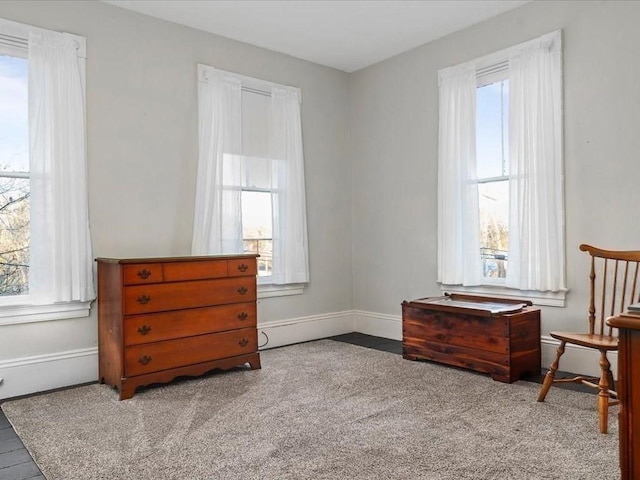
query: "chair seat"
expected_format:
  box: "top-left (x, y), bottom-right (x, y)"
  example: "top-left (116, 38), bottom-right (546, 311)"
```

top-left (550, 331), bottom-right (618, 350)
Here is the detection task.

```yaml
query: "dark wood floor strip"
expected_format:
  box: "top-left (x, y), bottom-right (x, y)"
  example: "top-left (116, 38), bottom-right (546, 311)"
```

top-left (0, 411), bottom-right (44, 479)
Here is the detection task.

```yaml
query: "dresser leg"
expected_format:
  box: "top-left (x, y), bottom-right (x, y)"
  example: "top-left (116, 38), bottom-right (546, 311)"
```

top-left (119, 382), bottom-right (135, 401)
top-left (248, 354), bottom-right (261, 370)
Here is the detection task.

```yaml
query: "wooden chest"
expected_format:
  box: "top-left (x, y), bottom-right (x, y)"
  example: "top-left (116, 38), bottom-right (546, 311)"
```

top-left (402, 294), bottom-right (540, 383)
top-left (97, 255), bottom-right (260, 400)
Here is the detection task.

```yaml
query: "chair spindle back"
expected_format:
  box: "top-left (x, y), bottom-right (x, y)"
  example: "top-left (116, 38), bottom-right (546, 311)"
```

top-left (580, 244), bottom-right (640, 337)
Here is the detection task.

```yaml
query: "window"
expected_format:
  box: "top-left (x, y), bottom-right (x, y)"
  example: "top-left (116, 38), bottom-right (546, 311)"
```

top-left (437, 31), bottom-right (565, 304)
top-left (0, 52), bottom-right (29, 296)
top-left (0, 18), bottom-right (94, 323)
top-left (193, 66), bottom-right (309, 296)
top-left (477, 75), bottom-right (509, 281)
top-left (242, 190), bottom-right (273, 276)
top-left (240, 89), bottom-right (273, 278)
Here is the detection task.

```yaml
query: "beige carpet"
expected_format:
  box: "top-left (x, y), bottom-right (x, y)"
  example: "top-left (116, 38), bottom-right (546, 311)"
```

top-left (2, 340), bottom-right (619, 479)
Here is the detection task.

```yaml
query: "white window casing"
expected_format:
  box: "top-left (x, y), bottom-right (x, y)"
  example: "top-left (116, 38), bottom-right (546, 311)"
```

top-left (437, 31), bottom-right (567, 306)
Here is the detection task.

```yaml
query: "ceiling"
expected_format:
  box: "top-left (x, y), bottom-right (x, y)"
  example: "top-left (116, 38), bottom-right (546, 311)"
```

top-left (104, 0), bottom-right (530, 73)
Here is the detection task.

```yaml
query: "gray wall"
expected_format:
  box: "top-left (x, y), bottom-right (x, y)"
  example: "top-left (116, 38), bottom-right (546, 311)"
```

top-left (350, 0), bottom-right (640, 335)
top-left (2, 0), bottom-right (640, 393)
top-left (0, 0), bottom-right (352, 365)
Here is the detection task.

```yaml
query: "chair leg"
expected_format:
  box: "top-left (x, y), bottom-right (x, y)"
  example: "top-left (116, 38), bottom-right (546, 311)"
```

top-left (598, 350), bottom-right (611, 434)
top-left (537, 341), bottom-right (565, 402)
top-left (607, 369), bottom-right (615, 395)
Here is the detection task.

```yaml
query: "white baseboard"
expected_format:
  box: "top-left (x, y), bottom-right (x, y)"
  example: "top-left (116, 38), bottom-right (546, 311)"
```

top-left (353, 310), bottom-right (402, 340)
top-left (0, 312), bottom-right (353, 400)
top-left (0, 347), bottom-right (98, 401)
top-left (0, 310), bottom-right (617, 400)
top-left (258, 311), bottom-right (354, 350)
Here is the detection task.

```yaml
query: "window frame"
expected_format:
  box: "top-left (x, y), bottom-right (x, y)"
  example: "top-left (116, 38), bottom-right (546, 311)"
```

top-left (196, 65), bottom-right (307, 298)
top-left (0, 48), bottom-right (30, 298)
top-left (0, 17), bottom-right (91, 325)
top-left (238, 97), bottom-right (305, 297)
top-left (438, 31), bottom-right (567, 307)
top-left (476, 70), bottom-right (509, 286)
top-left (238, 90), bottom-right (275, 284)
top-left (240, 187), bottom-right (274, 283)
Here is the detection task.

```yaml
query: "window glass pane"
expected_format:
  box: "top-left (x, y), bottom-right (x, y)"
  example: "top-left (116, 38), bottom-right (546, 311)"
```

top-left (0, 54), bottom-right (29, 296)
top-left (476, 79), bottom-right (508, 179)
top-left (0, 177), bottom-right (29, 295)
top-left (479, 180), bottom-right (508, 279)
top-left (0, 55), bottom-right (28, 173)
top-left (241, 191), bottom-right (272, 276)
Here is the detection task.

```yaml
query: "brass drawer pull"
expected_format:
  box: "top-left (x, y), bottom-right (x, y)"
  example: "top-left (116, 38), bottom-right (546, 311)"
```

top-left (136, 295), bottom-right (151, 305)
top-left (237, 263), bottom-right (248, 272)
top-left (239, 338), bottom-right (249, 347)
top-left (237, 312), bottom-right (248, 321)
top-left (137, 325), bottom-right (151, 335)
top-left (137, 269), bottom-right (152, 279)
top-left (237, 286), bottom-right (248, 295)
top-left (138, 355), bottom-right (152, 365)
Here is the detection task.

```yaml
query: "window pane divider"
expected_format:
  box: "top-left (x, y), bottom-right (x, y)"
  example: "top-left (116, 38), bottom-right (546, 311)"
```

top-left (0, 171), bottom-right (29, 179)
top-left (477, 175), bottom-right (509, 184)
top-left (242, 186), bottom-right (272, 193)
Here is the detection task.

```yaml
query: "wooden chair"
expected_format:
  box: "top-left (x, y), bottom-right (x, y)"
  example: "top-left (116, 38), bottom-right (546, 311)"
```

top-left (537, 244), bottom-right (640, 434)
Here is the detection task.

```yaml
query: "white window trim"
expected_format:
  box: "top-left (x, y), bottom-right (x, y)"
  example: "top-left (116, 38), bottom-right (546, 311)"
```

top-left (198, 65), bottom-right (301, 102)
top-left (0, 17), bottom-right (86, 58)
top-left (258, 283), bottom-right (305, 299)
top-left (440, 284), bottom-right (568, 307)
top-left (0, 18), bottom-right (90, 322)
top-left (0, 300), bottom-right (92, 326)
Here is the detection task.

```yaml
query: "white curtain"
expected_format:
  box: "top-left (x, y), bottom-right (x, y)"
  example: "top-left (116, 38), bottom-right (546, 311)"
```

top-left (437, 64), bottom-right (482, 286)
top-left (193, 67), bottom-right (309, 285)
top-left (192, 67), bottom-right (243, 255)
top-left (270, 86), bottom-right (309, 284)
top-left (28, 32), bottom-right (95, 304)
top-left (506, 33), bottom-right (565, 291)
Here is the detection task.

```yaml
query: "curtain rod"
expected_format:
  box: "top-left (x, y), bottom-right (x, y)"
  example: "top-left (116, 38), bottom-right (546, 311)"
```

top-left (242, 86), bottom-right (271, 98)
top-left (0, 33), bottom-right (28, 50)
top-left (198, 64), bottom-right (302, 103)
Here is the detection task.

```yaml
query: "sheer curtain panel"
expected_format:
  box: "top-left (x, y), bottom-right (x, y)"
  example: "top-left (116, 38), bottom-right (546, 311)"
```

top-left (270, 86), bottom-right (309, 285)
top-left (192, 66), bottom-right (243, 255)
top-left (506, 32), bottom-right (565, 292)
top-left (193, 66), bottom-right (309, 286)
top-left (437, 64), bottom-right (482, 286)
top-left (28, 31), bottom-right (95, 304)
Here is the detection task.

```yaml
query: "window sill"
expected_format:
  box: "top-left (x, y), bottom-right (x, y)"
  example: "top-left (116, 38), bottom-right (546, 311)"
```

top-left (440, 284), bottom-right (567, 307)
top-left (0, 300), bottom-right (93, 326)
top-left (257, 283), bottom-right (305, 299)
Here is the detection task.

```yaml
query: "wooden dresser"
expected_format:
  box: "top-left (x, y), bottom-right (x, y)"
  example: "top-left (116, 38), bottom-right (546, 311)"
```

top-left (607, 313), bottom-right (640, 479)
top-left (96, 254), bottom-right (260, 400)
top-left (402, 294), bottom-right (540, 383)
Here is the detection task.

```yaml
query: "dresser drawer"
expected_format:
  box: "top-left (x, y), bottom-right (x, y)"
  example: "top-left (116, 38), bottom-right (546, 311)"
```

top-left (124, 302), bottom-right (257, 346)
top-left (163, 260), bottom-right (228, 282)
top-left (123, 264), bottom-right (164, 285)
top-left (227, 258), bottom-right (257, 277)
top-left (123, 277), bottom-right (256, 315)
top-left (124, 328), bottom-right (257, 377)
